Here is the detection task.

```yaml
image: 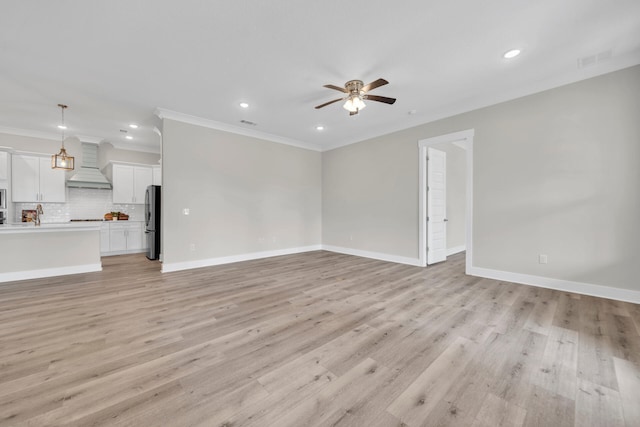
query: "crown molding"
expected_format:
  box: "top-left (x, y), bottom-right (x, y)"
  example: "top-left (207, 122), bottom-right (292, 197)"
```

top-left (106, 140), bottom-right (161, 154)
top-left (0, 126), bottom-right (59, 142)
top-left (154, 108), bottom-right (322, 152)
top-left (322, 55), bottom-right (640, 152)
top-left (75, 135), bottom-right (104, 144)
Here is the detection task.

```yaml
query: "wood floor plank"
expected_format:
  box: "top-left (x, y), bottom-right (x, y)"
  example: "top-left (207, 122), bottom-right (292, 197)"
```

top-left (0, 251), bottom-right (637, 426)
top-left (575, 378), bottom-right (625, 427)
top-left (613, 357), bottom-right (640, 426)
top-left (386, 336), bottom-right (478, 426)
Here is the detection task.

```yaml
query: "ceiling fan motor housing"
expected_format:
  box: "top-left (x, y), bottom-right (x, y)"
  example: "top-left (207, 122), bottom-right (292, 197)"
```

top-left (345, 80), bottom-right (364, 96)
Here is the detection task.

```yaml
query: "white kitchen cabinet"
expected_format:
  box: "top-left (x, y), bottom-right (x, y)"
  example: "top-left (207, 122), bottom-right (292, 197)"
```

top-left (103, 221), bottom-right (144, 255)
top-left (0, 151), bottom-right (8, 180)
top-left (107, 163), bottom-right (152, 204)
top-left (100, 223), bottom-right (110, 253)
top-left (11, 154), bottom-right (66, 203)
top-left (152, 165), bottom-right (161, 185)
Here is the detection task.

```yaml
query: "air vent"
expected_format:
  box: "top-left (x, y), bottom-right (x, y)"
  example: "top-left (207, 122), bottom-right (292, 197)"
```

top-left (240, 120), bottom-right (257, 126)
top-left (577, 49), bottom-right (612, 69)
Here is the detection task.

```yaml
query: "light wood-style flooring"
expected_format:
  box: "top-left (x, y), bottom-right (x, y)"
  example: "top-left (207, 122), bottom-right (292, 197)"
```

top-left (1, 251), bottom-right (639, 426)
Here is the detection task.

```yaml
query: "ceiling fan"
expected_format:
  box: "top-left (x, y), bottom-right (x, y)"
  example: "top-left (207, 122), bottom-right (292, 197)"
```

top-left (315, 78), bottom-right (396, 116)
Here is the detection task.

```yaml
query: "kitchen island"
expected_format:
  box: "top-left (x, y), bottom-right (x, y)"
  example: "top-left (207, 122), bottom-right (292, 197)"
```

top-left (0, 222), bottom-right (102, 283)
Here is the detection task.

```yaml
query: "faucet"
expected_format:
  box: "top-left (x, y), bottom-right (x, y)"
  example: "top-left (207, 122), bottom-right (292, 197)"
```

top-left (35, 204), bottom-right (43, 226)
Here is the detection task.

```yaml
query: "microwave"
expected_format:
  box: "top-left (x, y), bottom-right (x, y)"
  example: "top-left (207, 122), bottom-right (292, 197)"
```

top-left (0, 188), bottom-right (6, 209)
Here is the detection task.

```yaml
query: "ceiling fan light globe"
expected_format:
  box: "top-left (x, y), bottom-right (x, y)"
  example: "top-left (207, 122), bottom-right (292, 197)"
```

top-left (353, 97), bottom-right (366, 111)
top-left (343, 98), bottom-right (356, 112)
top-left (343, 96), bottom-right (366, 112)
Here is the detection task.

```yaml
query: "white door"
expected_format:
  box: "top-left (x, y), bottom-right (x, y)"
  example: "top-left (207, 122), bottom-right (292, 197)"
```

top-left (427, 148), bottom-right (447, 264)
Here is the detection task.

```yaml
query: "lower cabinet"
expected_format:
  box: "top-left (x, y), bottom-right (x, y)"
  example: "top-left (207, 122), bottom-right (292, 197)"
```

top-left (100, 221), bottom-right (146, 256)
top-left (100, 223), bottom-right (111, 253)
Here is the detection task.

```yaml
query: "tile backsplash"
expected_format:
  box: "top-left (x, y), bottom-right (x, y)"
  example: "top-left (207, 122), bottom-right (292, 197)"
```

top-left (14, 188), bottom-right (144, 223)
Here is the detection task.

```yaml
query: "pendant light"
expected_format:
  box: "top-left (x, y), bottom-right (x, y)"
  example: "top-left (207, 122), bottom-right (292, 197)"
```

top-left (52, 104), bottom-right (74, 170)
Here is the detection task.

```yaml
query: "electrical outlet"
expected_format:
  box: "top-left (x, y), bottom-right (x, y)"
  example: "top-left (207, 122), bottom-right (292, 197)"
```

top-left (183, 208), bottom-right (190, 215)
top-left (538, 254), bottom-right (548, 264)
top-left (189, 243), bottom-right (196, 251)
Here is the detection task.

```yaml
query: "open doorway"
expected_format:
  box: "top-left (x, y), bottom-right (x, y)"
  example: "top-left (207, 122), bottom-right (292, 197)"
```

top-left (418, 129), bottom-right (474, 272)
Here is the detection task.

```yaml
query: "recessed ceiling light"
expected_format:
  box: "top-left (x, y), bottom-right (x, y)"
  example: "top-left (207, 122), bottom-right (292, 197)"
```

top-left (57, 125), bottom-right (67, 129)
top-left (316, 125), bottom-right (324, 131)
top-left (503, 49), bottom-right (521, 59)
top-left (129, 123), bottom-right (138, 129)
top-left (125, 135), bottom-right (133, 140)
top-left (239, 102), bottom-right (249, 108)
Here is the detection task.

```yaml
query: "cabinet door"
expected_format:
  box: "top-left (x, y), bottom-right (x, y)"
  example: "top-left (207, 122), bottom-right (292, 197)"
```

top-left (152, 165), bottom-right (161, 185)
top-left (112, 165), bottom-right (134, 204)
top-left (100, 224), bottom-right (111, 254)
top-left (38, 158), bottom-right (66, 202)
top-left (133, 167), bottom-right (152, 204)
top-left (11, 155), bottom-right (39, 202)
top-left (126, 223), bottom-right (143, 251)
top-left (109, 225), bottom-right (128, 252)
top-left (0, 151), bottom-right (8, 180)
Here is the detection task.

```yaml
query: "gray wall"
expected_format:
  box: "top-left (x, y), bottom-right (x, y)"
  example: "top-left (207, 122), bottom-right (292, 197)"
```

top-left (162, 119), bottom-right (322, 265)
top-left (322, 65), bottom-right (640, 292)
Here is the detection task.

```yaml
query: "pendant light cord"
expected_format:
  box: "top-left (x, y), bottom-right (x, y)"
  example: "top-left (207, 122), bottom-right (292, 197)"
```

top-left (58, 104), bottom-right (67, 149)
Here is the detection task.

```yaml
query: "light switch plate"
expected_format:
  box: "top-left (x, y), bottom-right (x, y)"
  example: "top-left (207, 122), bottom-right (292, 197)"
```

top-left (183, 208), bottom-right (190, 215)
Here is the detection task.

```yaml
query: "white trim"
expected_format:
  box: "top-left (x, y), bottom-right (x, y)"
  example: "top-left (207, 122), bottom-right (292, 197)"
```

top-left (446, 245), bottom-right (466, 256)
top-left (418, 129), bottom-right (474, 269)
top-left (106, 141), bottom-right (161, 154)
top-left (0, 126), bottom-right (60, 141)
top-left (321, 55), bottom-right (640, 152)
top-left (468, 266), bottom-right (640, 304)
top-left (321, 245), bottom-right (422, 267)
top-left (155, 108), bottom-right (322, 152)
top-left (162, 245), bottom-right (322, 273)
top-left (0, 263), bottom-right (102, 284)
top-left (0, 223), bottom-right (101, 234)
top-left (76, 135), bottom-right (104, 144)
top-left (101, 249), bottom-right (146, 257)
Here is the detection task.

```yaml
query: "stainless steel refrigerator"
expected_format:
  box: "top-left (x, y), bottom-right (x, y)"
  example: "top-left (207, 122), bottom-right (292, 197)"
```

top-left (144, 185), bottom-right (161, 260)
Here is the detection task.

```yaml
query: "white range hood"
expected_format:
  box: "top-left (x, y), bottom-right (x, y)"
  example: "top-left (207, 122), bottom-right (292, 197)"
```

top-left (66, 143), bottom-right (112, 189)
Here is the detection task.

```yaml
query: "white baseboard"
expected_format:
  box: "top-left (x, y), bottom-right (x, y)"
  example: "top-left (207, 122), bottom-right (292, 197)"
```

top-left (447, 245), bottom-right (466, 256)
top-left (321, 245), bottom-right (422, 267)
top-left (162, 245), bottom-right (322, 273)
top-left (101, 249), bottom-right (146, 257)
top-left (0, 263), bottom-right (103, 284)
top-left (468, 266), bottom-right (640, 304)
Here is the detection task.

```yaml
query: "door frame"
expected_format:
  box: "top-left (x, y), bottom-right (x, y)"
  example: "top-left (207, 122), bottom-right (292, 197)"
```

top-left (418, 129), bottom-right (474, 271)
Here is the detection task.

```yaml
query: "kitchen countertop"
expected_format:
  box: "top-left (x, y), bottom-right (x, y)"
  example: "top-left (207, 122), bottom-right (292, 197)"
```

top-left (0, 222), bottom-right (102, 234)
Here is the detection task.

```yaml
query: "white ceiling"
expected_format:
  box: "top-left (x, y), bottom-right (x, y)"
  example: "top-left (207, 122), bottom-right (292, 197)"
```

top-left (1, 1), bottom-right (639, 153)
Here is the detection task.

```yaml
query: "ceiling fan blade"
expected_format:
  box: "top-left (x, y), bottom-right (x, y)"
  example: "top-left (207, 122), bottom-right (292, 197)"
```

top-left (361, 78), bottom-right (388, 93)
top-left (323, 84), bottom-right (348, 93)
top-left (315, 97), bottom-right (344, 109)
top-left (364, 94), bottom-right (396, 105)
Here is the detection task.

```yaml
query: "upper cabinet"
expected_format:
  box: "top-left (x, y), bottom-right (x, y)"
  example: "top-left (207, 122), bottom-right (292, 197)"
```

top-left (0, 151), bottom-right (8, 181)
top-left (104, 163), bottom-right (153, 204)
top-left (12, 154), bottom-right (66, 203)
top-left (152, 165), bottom-right (161, 186)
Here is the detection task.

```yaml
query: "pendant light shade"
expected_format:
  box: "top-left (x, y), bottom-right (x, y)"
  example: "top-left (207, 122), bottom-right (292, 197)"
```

top-left (52, 104), bottom-right (74, 170)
